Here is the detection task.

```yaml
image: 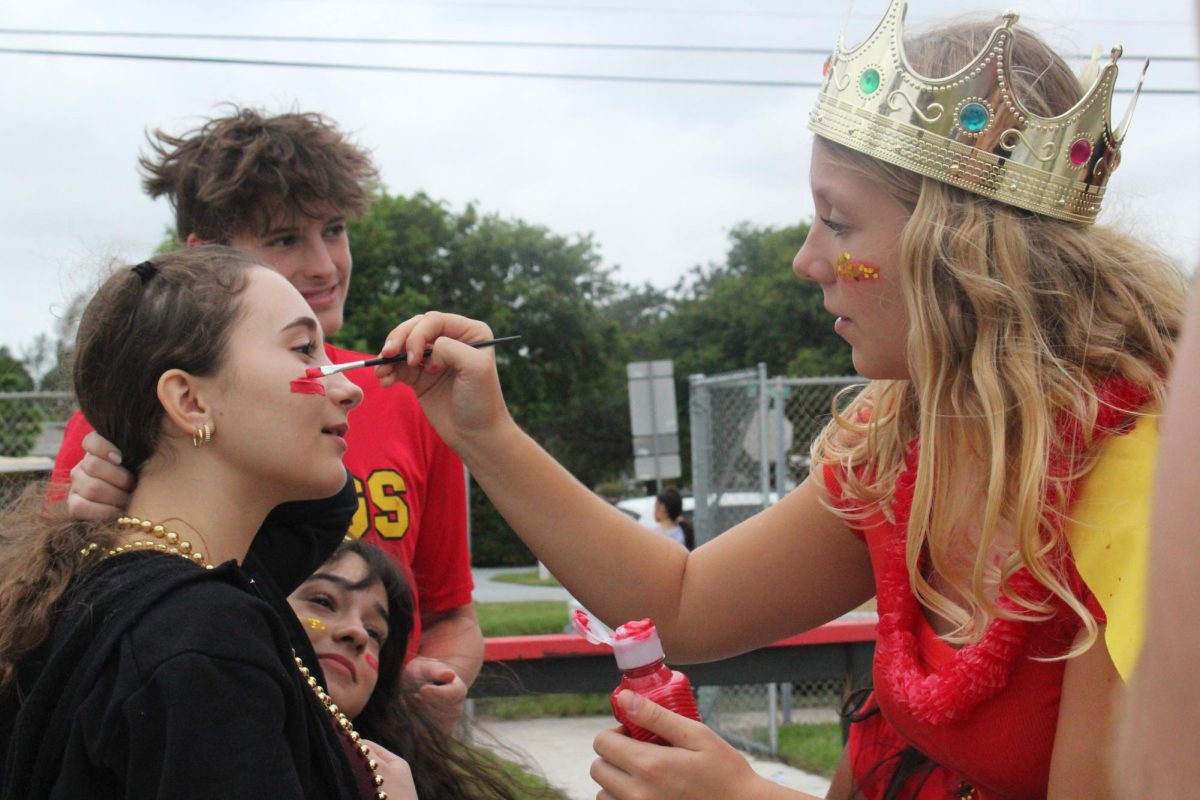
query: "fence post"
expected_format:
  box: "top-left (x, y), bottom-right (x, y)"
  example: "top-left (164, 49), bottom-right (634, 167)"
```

top-left (756, 363), bottom-right (770, 512)
top-left (688, 373), bottom-right (712, 546)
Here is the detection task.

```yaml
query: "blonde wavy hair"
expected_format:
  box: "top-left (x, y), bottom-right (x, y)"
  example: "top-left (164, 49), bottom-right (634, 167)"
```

top-left (810, 20), bottom-right (1188, 654)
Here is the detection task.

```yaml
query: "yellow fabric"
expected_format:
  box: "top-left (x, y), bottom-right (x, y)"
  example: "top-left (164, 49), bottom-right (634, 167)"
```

top-left (1065, 414), bottom-right (1158, 681)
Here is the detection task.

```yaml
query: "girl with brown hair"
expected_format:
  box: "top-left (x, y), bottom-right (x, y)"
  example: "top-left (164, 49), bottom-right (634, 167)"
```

top-left (0, 247), bottom-right (416, 799)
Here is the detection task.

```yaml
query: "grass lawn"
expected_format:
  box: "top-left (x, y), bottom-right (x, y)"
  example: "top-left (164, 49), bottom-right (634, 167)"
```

top-left (475, 692), bottom-right (612, 720)
top-left (476, 600), bottom-right (569, 637)
top-left (489, 569), bottom-right (562, 587)
top-left (773, 722), bottom-right (845, 777)
top-left (475, 599), bottom-right (607, 720)
top-left (493, 754), bottom-right (571, 799)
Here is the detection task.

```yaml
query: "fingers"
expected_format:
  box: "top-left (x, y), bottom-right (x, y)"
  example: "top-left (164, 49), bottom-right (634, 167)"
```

top-left (375, 312), bottom-right (495, 386)
top-left (403, 655), bottom-right (457, 685)
top-left (360, 739), bottom-right (418, 800)
top-left (66, 448), bottom-right (136, 521)
top-left (590, 755), bottom-right (641, 800)
top-left (416, 674), bottom-right (468, 731)
top-left (612, 690), bottom-right (704, 750)
top-left (81, 430), bottom-right (126, 468)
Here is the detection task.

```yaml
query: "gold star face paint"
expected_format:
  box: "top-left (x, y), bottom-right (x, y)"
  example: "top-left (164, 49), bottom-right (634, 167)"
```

top-left (835, 252), bottom-right (880, 282)
top-left (302, 617), bottom-right (328, 632)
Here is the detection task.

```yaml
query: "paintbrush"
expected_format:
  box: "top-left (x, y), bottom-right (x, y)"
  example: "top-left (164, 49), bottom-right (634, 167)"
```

top-left (304, 335), bottom-right (521, 378)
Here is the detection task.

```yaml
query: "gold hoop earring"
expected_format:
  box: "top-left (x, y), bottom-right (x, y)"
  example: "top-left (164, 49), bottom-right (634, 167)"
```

top-left (192, 423), bottom-right (214, 448)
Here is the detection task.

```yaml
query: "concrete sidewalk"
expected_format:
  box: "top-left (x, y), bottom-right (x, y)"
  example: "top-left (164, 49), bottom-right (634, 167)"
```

top-left (478, 715), bottom-right (832, 799)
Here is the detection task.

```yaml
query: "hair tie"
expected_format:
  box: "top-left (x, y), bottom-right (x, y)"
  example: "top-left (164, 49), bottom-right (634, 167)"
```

top-left (131, 260), bottom-right (158, 284)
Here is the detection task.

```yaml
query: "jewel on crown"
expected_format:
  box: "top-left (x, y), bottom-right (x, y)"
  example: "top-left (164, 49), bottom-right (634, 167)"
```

top-left (808, 0), bottom-right (1147, 224)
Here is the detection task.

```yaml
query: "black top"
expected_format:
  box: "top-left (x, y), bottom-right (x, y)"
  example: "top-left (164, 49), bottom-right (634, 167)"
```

top-left (0, 475), bottom-right (364, 800)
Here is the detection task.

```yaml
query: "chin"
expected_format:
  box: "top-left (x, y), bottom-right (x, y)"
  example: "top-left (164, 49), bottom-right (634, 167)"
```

top-left (314, 468), bottom-right (350, 498)
top-left (852, 353), bottom-right (910, 382)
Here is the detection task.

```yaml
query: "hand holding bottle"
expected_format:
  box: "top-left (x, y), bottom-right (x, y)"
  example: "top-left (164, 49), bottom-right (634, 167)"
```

top-left (591, 691), bottom-right (814, 799)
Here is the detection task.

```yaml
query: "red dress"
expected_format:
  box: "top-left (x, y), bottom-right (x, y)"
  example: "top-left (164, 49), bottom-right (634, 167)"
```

top-left (825, 379), bottom-right (1146, 799)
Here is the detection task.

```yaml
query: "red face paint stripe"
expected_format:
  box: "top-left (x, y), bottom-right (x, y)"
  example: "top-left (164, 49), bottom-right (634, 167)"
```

top-left (364, 653), bottom-right (379, 672)
top-left (290, 378), bottom-right (327, 396)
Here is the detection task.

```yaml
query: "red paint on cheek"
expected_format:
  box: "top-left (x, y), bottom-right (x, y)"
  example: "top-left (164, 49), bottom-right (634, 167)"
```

top-left (303, 366), bottom-right (324, 379)
top-left (290, 377), bottom-right (327, 396)
top-left (365, 653), bottom-right (379, 673)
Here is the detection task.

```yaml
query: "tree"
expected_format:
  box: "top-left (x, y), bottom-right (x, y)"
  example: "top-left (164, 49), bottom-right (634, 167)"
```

top-left (0, 346), bottom-right (42, 457)
top-left (0, 347), bottom-right (33, 392)
top-left (618, 221), bottom-right (854, 487)
top-left (340, 192), bottom-right (635, 564)
top-left (643, 222), bottom-right (852, 379)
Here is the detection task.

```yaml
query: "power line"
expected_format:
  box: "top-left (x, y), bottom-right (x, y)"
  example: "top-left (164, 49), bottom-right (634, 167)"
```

top-left (0, 28), bottom-right (825, 55)
top-left (0, 46), bottom-right (1190, 94)
top-left (246, 0), bottom-right (1200, 26)
top-left (0, 28), bottom-right (1195, 63)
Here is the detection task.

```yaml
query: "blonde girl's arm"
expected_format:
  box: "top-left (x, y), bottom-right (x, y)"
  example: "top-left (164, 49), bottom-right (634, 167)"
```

top-left (376, 312), bottom-right (876, 662)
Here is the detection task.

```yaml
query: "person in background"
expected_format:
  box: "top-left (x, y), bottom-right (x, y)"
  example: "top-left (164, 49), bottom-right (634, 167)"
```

top-left (53, 107), bottom-right (481, 730)
top-left (654, 488), bottom-right (694, 550)
top-left (289, 538), bottom-right (545, 800)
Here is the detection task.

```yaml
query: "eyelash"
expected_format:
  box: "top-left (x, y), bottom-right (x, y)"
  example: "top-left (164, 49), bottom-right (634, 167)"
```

top-left (294, 340), bottom-right (317, 357)
top-left (820, 217), bottom-right (848, 236)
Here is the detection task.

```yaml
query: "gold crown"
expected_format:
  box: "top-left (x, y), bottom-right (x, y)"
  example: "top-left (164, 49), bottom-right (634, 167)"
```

top-left (808, 0), bottom-right (1146, 224)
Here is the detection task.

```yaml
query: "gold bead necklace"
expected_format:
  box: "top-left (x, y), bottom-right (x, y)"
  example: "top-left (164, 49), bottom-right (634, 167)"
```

top-left (81, 518), bottom-right (385, 797)
top-left (293, 652), bottom-right (388, 800)
top-left (81, 516), bottom-right (213, 569)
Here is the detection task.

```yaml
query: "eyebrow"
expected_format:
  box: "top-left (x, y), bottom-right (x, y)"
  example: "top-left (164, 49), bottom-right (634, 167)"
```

top-left (263, 214), bottom-right (346, 237)
top-left (306, 573), bottom-right (390, 630)
top-left (261, 222), bottom-right (299, 238)
top-left (281, 316), bottom-right (319, 335)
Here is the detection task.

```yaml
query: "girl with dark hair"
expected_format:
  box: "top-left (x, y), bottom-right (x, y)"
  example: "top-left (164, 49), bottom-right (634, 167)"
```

top-left (654, 489), bottom-right (694, 550)
top-left (0, 247), bottom-right (416, 799)
top-left (289, 539), bottom-right (542, 800)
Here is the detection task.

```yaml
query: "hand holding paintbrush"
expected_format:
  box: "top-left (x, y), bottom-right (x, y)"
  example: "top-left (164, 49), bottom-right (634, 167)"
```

top-left (304, 335), bottom-right (521, 378)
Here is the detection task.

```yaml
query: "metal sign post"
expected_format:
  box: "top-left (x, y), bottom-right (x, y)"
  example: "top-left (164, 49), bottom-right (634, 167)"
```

top-left (626, 360), bottom-right (681, 491)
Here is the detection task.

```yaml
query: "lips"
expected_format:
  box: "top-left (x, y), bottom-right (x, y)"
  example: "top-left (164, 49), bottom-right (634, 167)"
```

top-left (303, 286), bottom-right (339, 309)
top-left (321, 422), bottom-right (349, 437)
top-left (318, 653), bottom-right (356, 682)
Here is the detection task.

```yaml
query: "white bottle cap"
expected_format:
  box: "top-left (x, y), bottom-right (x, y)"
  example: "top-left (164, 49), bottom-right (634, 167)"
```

top-left (611, 619), bottom-right (665, 670)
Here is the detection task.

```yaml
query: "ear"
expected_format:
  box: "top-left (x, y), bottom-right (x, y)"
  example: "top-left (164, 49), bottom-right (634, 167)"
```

top-left (184, 233), bottom-right (211, 249)
top-left (157, 368), bottom-right (214, 439)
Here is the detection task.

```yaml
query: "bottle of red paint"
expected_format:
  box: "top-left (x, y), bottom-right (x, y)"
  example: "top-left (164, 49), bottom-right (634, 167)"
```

top-left (575, 612), bottom-right (701, 744)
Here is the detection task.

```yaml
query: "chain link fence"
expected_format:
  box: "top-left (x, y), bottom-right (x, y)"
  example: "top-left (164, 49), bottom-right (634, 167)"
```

top-left (688, 366), bottom-right (864, 756)
top-left (0, 391), bottom-right (74, 460)
top-left (0, 391), bottom-right (73, 501)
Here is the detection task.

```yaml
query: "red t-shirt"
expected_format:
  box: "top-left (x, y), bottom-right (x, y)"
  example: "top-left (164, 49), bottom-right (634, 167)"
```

top-left (51, 343), bottom-right (473, 657)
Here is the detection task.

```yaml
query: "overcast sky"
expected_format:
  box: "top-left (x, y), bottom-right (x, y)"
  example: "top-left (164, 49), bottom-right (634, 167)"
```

top-left (2, 0), bottom-right (1197, 358)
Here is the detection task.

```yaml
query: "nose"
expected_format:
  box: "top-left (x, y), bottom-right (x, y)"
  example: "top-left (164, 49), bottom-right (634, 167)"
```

top-left (793, 235), bottom-right (836, 286)
top-left (300, 237), bottom-right (340, 282)
top-left (332, 615), bottom-right (370, 651)
top-left (327, 371), bottom-right (364, 412)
